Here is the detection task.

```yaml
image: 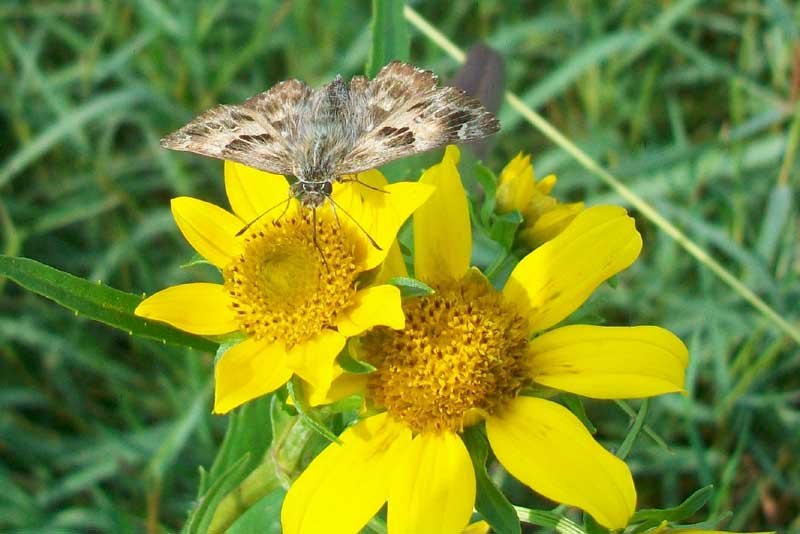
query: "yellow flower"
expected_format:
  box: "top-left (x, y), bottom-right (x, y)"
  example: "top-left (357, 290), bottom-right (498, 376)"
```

top-left (281, 146), bottom-right (689, 534)
top-left (135, 161), bottom-right (433, 413)
top-left (496, 152), bottom-right (583, 246)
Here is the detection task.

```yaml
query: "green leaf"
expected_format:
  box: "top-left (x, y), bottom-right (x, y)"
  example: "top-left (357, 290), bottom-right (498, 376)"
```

top-left (227, 488), bottom-right (285, 534)
top-left (583, 514), bottom-right (609, 534)
top-left (463, 426), bottom-right (521, 534)
top-left (182, 454), bottom-right (253, 534)
top-left (560, 393), bottom-right (596, 434)
top-left (629, 485), bottom-right (714, 526)
top-left (0, 255), bottom-right (217, 352)
top-left (204, 396), bottom-right (273, 492)
top-left (474, 163), bottom-right (498, 227)
top-left (366, 0), bottom-right (409, 77)
top-left (514, 508), bottom-right (587, 534)
top-left (489, 210), bottom-right (523, 251)
top-left (616, 399), bottom-right (648, 460)
top-left (386, 276), bottom-right (435, 298)
top-left (287, 377), bottom-right (341, 444)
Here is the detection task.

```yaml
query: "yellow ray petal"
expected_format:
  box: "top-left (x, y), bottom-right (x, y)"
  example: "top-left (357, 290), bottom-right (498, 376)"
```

top-left (376, 239), bottom-right (409, 282)
top-left (496, 152), bottom-right (535, 214)
top-left (529, 325), bottom-right (688, 399)
top-left (503, 205), bottom-right (641, 333)
top-left (462, 521), bottom-right (491, 534)
top-left (336, 284), bottom-right (404, 337)
top-left (520, 201), bottom-right (584, 246)
top-left (171, 197), bottom-right (243, 269)
top-left (224, 160), bottom-right (292, 223)
top-left (388, 430), bottom-right (476, 534)
top-left (286, 329), bottom-right (346, 399)
top-left (213, 338), bottom-right (293, 414)
top-left (281, 413), bottom-right (412, 534)
top-left (414, 145), bottom-right (471, 282)
top-left (134, 283), bottom-right (238, 335)
top-left (329, 171), bottom-right (433, 270)
top-left (305, 367), bottom-right (368, 407)
top-left (486, 396), bottom-right (635, 529)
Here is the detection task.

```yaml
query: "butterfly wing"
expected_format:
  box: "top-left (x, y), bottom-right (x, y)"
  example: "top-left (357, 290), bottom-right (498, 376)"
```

top-left (336, 62), bottom-right (500, 175)
top-left (160, 79), bottom-right (313, 176)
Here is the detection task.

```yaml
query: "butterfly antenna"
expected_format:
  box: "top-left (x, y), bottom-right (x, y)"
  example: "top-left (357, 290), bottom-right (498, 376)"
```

top-left (324, 195), bottom-right (382, 251)
top-left (236, 196), bottom-right (292, 236)
top-left (340, 176), bottom-right (390, 194)
top-left (311, 207), bottom-right (330, 271)
top-left (328, 198), bottom-right (342, 230)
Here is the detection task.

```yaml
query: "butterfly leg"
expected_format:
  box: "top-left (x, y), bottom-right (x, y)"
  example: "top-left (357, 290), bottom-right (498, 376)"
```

top-left (339, 176), bottom-right (390, 194)
top-left (311, 207), bottom-right (330, 272)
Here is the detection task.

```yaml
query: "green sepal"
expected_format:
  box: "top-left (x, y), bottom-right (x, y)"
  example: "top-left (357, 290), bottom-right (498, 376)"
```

top-left (287, 376), bottom-right (342, 444)
top-left (338, 349), bottom-right (377, 374)
top-left (386, 276), bottom-right (435, 298)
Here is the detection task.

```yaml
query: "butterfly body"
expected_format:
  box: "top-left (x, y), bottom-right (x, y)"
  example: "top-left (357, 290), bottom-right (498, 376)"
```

top-left (161, 62), bottom-right (500, 208)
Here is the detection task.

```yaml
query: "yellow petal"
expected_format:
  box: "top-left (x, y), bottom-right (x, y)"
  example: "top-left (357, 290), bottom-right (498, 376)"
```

top-left (496, 152), bottom-right (535, 214)
top-left (414, 146), bottom-right (471, 282)
top-left (362, 182), bottom-right (435, 271)
top-left (486, 396), bottom-right (635, 529)
top-left (376, 239), bottom-right (409, 282)
top-left (213, 338), bottom-right (293, 414)
top-left (171, 197), bottom-right (243, 269)
top-left (336, 285), bottom-right (404, 337)
top-left (520, 201), bottom-right (583, 246)
top-left (503, 205), bottom-right (642, 333)
top-left (529, 325), bottom-right (688, 399)
top-left (462, 521), bottom-right (491, 534)
top-left (388, 431), bottom-right (476, 534)
top-left (328, 175), bottom-right (433, 270)
top-left (134, 283), bottom-right (238, 335)
top-left (286, 330), bottom-right (346, 399)
top-left (281, 413), bottom-right (412, 534)
top-left (306, 367), bottom-right (368, 407)
top-left (224, 160), bottom-right (292, 222)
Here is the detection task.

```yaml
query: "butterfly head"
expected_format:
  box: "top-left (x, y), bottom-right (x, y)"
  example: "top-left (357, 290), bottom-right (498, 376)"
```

top-left (291, 179), bottom-right (334, 208)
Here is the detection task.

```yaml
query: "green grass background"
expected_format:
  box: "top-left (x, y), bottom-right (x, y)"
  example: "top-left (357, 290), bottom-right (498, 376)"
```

top-left (1, 1), bottom-right (798, 532)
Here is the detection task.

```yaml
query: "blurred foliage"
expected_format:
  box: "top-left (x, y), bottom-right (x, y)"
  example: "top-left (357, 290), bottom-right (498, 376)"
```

top-left (0, 0), bottom-right (798, 532)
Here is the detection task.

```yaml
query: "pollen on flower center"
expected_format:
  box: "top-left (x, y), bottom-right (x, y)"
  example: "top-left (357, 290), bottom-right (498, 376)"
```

top-left (362, 274), bottom-right (530, 433)
top-left (224, 211), bottom-right (359, 349)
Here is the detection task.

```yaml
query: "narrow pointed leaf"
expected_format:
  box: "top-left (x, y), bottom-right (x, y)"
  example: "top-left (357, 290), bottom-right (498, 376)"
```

top-left (0, 255), bottom-right (217, 352)
top-left (463, 426), bottom-right (521, 534)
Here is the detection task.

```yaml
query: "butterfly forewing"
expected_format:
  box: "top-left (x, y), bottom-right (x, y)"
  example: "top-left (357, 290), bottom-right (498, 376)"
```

top-left (159, 61), bottom-right (500, 201)
top-left (160, 79), bottom-right (314, 176)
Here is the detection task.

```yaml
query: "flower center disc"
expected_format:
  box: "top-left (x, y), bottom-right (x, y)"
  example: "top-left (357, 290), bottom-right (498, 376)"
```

top-left (362, 274), bottom-right (530, 433)
top-left (224, 212), bottom-right (359, 349)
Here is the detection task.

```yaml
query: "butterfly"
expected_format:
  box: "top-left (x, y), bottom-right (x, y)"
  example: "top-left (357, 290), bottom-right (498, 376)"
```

top-left (160, 61), bottom-right (500, 216)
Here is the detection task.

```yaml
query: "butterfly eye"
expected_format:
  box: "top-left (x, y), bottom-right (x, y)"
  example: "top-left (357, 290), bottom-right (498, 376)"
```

top-left (322, 181), bottom-right (333, 196)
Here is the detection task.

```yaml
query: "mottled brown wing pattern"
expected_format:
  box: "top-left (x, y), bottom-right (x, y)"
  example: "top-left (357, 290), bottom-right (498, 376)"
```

top-left (336, 62), bottom-right (500, 175)
top-left (159, 79), bottom-right (313, 176)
